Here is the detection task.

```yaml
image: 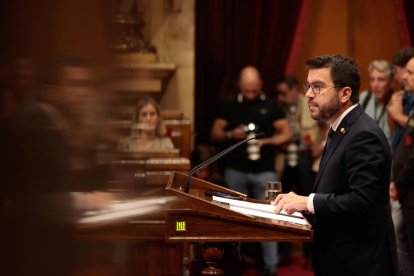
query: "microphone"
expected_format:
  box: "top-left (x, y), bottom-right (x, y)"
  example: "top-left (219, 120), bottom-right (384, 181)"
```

top-left (183, 132), bottom-right (265, 193)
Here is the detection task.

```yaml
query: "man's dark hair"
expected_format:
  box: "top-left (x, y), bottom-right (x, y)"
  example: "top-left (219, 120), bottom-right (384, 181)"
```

top-left (392, 47), bottom-right (414, 67)
top-left (39, 55), bottom-right (92, 86)
top-left (306, 54), bottom-right (360, 104)
top-left (278, 75), bottom-right (299, 90)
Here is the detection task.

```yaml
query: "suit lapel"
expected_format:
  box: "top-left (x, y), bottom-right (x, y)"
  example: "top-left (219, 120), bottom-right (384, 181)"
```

top-left (313, 128), bottom-right (344, 188)
top-left (312, 105), bottom-right (364, 192)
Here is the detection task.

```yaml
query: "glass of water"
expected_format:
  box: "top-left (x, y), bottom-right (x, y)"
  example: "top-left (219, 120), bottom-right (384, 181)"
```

top-left (264, 181), bottom-right (282, 202)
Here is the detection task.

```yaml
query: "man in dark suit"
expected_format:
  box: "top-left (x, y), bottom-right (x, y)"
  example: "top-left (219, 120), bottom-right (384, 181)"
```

top-left (392, 56), bottom-right (414, 274)
top-left (273, 55), bottom-right (398, 276)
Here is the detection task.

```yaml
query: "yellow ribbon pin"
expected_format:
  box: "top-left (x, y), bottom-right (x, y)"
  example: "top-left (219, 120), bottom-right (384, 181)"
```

top-left (340, 127), bottom-right (345, 134)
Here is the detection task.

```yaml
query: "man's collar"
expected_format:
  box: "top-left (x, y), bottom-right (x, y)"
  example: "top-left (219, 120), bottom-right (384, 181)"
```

top-left (331, 103), bottom-right (358, 131)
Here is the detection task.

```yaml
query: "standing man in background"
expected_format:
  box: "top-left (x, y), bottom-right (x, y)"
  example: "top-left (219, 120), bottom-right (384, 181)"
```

top-left (275, 75), bottom-right (325, 269)
top-left (388, 48), bottom-right (414, 276)
top-left (392, 56), bottom-right (414, 275)
top-left (388, 48), bottom-right (414, 151)
top-left (211, 65), bottom-right (292, 275)
top-left (275, 76), bottom-right (324, 199)
top-left (359, 60), bottom-right (395, 142)
top-left (273, 55), bottom-right (397, 276)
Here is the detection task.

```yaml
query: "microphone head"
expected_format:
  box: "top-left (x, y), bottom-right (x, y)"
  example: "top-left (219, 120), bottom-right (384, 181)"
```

top-left (254, 132), bottom-right (265, 139)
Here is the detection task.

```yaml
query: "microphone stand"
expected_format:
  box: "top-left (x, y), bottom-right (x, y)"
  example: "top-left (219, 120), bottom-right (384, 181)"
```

top-left (183, 132), bottom-right (265, 193)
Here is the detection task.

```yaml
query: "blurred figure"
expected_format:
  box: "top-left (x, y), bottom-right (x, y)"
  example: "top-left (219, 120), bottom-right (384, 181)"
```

top-left (117, 96), bottom-right (174, 151)
top-left (210, 66), bottom-right (292, 275)
top-left (191, 144), bottom-right (225, 186)
top-left (275, 76), bottom-right (324, 269)
top-left (389, 48), bottom-right (414, 152)
top-left (40, 56), bottom-right (108, 191)
top-left (9, 58), bottom-right (38, 102)
top-left (191, 144), bottom-right (215, 181)
top-left (393, 48), bottom-right (414, 90)
top-left (387, 48), bottom-right (414, 276)
top-left (0, 58), bottom-right (76, 276)
top-left (275, 76), bottom-right (324, 194)
top-left (391, 55), bottom-right (414, 276)
top-left (0, 61), bottom-right (15, 121)
top-left (359, 60), bottom-right (394, 142)
top-left (39, 56), bottom-right (128, 274)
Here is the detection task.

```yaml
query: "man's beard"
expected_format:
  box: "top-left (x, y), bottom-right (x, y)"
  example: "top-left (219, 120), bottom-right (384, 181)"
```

top-left (310, 95), bottom-right (341, 122)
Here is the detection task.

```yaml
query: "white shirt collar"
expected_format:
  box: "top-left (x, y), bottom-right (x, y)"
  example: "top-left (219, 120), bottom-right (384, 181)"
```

top-left (331, 103), bottom-right (358, 131)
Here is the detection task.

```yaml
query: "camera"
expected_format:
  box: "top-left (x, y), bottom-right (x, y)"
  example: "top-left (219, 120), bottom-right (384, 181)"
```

top-left (286, 143), bottom-right (298, 167)
top-left (243, 123), bottom-right (260, 161)
top-left (243, 123), bottom-right (256, 133)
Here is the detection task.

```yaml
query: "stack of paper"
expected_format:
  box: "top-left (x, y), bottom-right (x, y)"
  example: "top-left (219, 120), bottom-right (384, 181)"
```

top-left (212, 196), bottom-right (308, 226)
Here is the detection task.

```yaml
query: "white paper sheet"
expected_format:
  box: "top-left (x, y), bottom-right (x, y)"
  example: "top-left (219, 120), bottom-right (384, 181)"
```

top-left (212, 195), bottom-right (303, 218)
top-left (229, 205), bottom-right (308, 226)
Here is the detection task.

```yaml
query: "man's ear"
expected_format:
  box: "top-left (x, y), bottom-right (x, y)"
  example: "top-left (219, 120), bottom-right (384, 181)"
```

top-left (340, 87), bottom-right (352, 103)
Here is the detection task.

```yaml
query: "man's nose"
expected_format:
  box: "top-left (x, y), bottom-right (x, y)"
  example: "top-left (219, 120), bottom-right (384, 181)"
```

top-left (371, 79), bottom-right (379, 86)
top-left (305, 89), bottom-right (314, 98)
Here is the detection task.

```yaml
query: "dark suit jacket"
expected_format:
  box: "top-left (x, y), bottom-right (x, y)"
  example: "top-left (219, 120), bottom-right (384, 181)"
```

top-left (393, 115), bottom-right (414, 257)
top-left (393, 115), bottom-right (414, 208)
top-left (309, 104), bottom-right (397, 276)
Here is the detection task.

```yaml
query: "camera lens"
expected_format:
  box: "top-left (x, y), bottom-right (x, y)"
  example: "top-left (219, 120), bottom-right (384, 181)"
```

top-left (247, 132), bottom-right (260, 160)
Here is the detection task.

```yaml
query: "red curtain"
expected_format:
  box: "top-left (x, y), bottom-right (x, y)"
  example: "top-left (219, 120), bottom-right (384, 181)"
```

top-left (402, 0), bottom-right (414, 45)
top-left (284, 0), bottom-right (313, 75)
top-left (395, 0), bottom-right (414, 47)
top-left (195, 0), bottom-right (303, 143)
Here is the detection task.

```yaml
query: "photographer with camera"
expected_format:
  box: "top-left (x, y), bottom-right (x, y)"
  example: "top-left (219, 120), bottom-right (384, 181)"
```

top-left (210, 66), bottom-right (292, 275)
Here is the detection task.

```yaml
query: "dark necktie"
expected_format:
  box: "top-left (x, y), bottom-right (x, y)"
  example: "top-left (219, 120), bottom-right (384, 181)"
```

top-left (321, 128), bottom-right (335, 160)
top-left (326, 127), bottom-right (335, 150)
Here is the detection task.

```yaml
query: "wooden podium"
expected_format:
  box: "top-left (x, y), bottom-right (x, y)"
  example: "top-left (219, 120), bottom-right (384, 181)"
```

top-left (165, 171), bottom-right (313, 243)
top-left (78, 171), bottom-right (313, 275)
top-left (165, 172), bottom-right (313, 275)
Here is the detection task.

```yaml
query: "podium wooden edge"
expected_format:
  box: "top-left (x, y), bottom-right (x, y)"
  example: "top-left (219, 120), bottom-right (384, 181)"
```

top-left (166, 171), bottom-right (247, 198)
top-left (164, 171), bottom-right (313, 243)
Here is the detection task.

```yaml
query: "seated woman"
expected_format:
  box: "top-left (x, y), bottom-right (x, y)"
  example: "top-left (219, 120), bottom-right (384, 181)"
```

top-left (117, 97), bottom-right (175, 151)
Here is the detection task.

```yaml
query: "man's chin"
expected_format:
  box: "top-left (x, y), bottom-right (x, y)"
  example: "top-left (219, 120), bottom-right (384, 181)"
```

top-left (310, 114), bottom-right (319, 121)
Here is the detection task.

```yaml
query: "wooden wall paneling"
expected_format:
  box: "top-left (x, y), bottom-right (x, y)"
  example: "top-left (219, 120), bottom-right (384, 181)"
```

top-left (292, 0), bottom-right (404, 92)
top-left (350, 0), bottom-right (402, 91)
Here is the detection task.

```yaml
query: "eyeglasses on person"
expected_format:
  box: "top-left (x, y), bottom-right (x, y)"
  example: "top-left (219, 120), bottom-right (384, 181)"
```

top-left (303, 83), bottom-right (343, 94)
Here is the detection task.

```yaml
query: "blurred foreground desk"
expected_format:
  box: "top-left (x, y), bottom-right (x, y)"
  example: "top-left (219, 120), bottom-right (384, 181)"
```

top-left (77, 197), bottom-right (184, 275)
top-left (110, 155), bottom-right (190, 195)
top-left (78, 172), bottom-right (313, 275)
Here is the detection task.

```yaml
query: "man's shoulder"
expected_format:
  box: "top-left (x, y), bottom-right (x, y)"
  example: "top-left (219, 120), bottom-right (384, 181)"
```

top-left (351, 109), bottom-right (390, 144)
top-left (359, 90), bottom-right (370, 98)
top-left (342, 105), bottom-right (384, 135)
top-left (352, 107), bottom-right (380, 129)
top-left (358, 90), bottom-right (372, 106)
